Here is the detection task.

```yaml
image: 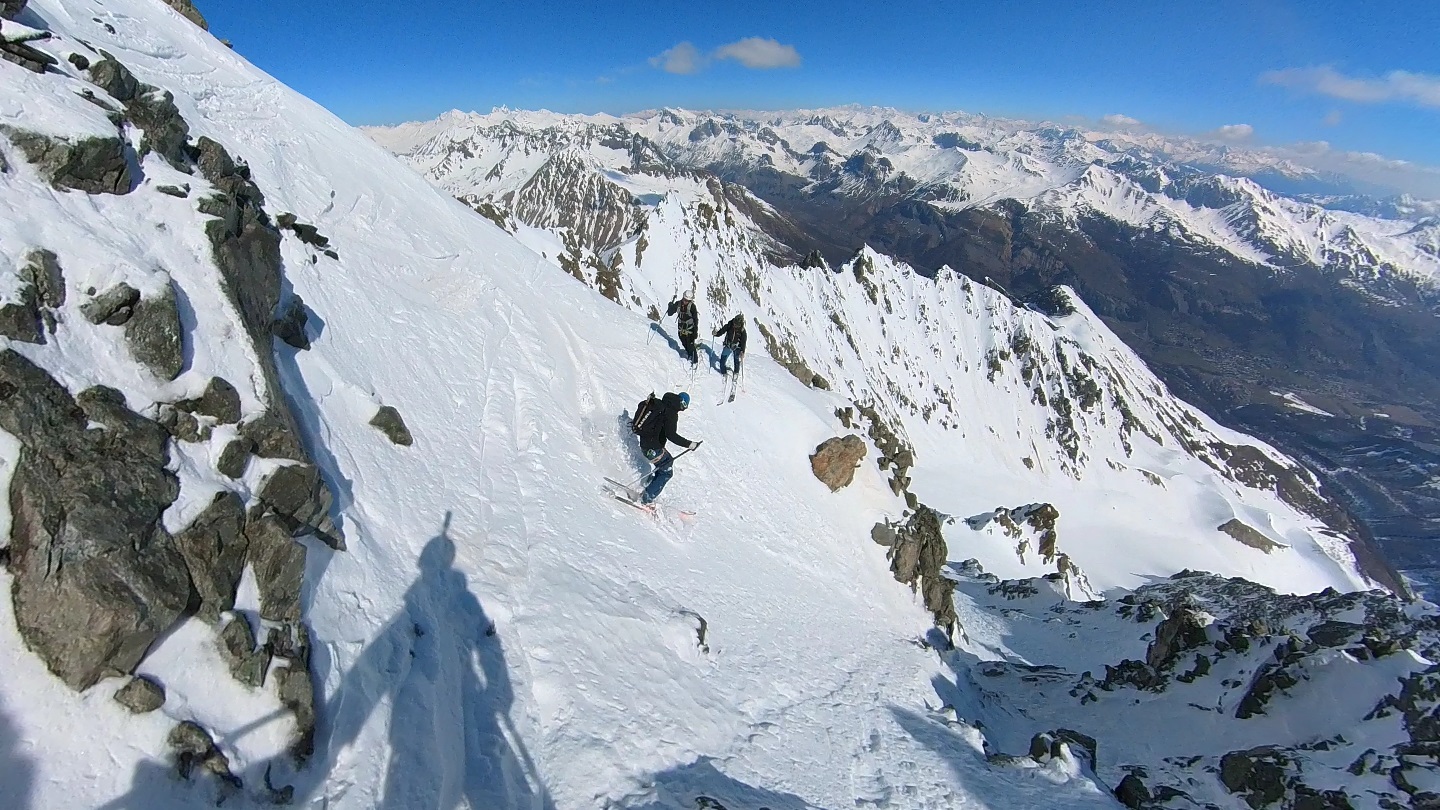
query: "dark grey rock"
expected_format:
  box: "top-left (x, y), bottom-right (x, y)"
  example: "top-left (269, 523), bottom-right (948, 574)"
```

top-left (271, 294), bottom-right (310, 350)
top-left (245, 513), bottom-right (305, 623)
top-left (1114, 773), bottom-right (1152, 809)
top-left (124, 280), bottom-right (184, 380)
top-left (240, 412), bottom-right (306, 461)
top-left (1219, 747), bottom-right (1288, 808)
top-left (0, 354), bottom-right (191, 690)
top-left (176, 377), bottom-right (241, 425)
top-left (113, 675), bottom-right (165, 713)
top-left (809, 435), bottom-right (866, 491)
top-left (1307, 621), bottom-right (1365, 649)
top-left (216, 438), bottom-right (252, 479)
top-left (0, 0), bottom-right (28, 21)
top-left (257, 463), bottom-right (341, 549)
top-left (128, 88), bottom-right (189, 167)
top-left (157, 405), bottom-right (207, 443)
top-left (159, 0), bottom-right (207, 29)
top-left (0, 285), bottom-right (41, 344)
top-left (369, 405), bottom-right (412, 447)
top-left (887, 505), bottom-right (956, 636)
top-left (870, 522), bottom-right (896, 547)
top-left (0, 40), bottom-right (56, 73)
top-left (66, 52), bottom-right (89, 71)
top-left (81, 282), bottom-right (139, 325)
top-left (155, 183), bottom-right (189, 198)
top-left (21, 249), bottom-right (64, 308)
top-left (1, 129), bottom-right (133, 194)
top-left (167, 721), bottom-right (240, 789)
top-left (87, 57), bottom-right (139, 103)
top-left (173, 492), bottom-right (247, 621)
top-left (218, 616), bottom-right (268, 688)
top-left (269, 624), bottom-right (316, 763)
top-left (1146, 607), bottom-right (1210, 671)
top-left (1218, 518), bottom-right (1283, 554)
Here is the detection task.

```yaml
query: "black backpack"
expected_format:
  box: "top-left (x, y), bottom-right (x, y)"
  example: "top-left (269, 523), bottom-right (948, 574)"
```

top-left (631, 393), bottom-right (659, 436)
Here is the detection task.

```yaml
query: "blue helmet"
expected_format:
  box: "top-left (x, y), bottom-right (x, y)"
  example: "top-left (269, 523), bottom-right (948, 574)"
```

top-left (678, 392), bottom-right (691, 410)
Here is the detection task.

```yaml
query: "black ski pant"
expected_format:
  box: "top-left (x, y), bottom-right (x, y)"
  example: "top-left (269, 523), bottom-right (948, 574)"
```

top-left (679, 332), bottom-right (698, 365)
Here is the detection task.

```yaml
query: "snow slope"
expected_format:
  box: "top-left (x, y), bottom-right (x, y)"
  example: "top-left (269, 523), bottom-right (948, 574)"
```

top-left (0, 3), bottom-right (1106, 808)
top-left (0, 3), bottom-right (1402, 810)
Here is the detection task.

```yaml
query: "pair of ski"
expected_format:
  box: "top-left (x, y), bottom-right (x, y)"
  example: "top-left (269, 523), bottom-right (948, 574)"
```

top-left (603, 477), bottom-right (695, 519)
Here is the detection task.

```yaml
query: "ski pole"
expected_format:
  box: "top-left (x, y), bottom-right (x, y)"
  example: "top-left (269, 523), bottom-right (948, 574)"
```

top-left (624, 444), bottom-right (701, 487)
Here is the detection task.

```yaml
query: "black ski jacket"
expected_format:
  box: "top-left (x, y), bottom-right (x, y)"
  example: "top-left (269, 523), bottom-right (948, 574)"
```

top-left (639, 392), bottom-right (693, 454)
top-left (714, 316), bottom-right (747, 352)
top-left (667, 299), bottom-right (699, 337)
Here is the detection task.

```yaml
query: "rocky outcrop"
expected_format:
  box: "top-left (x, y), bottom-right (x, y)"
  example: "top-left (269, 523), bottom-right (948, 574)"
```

top-left (159, 0), bottom-right (208, 30)
top-left (884, 505), bottom-right (956, 636)
top-left (175, 376), bottom-right (242, 425)
top-left (271, 293), bottom-right (311, 349)
top-left (81, 282), bottom-right (140, 325)
top-left (0, 352), bottom-right (191, 689)
top-left (1218, 518), bottom-right (1284, 554)
top-left (172, 492), bottom-right (247, 622)
top-left (218, 615), bottom-right (267, 688)
top-left (809, 435), bottom-right (865, 491)
top-left (0, 0), bottom-right (28, 21)
top-left (124, 279), bottom-right (184, 380)
top-left (269, 624), bottom-right (317, 762)
top-left (256, 463), bottom-right (342, 549)
top-left (168, 721), bottom-right (240, 791)
top-left (1, 129), bottom-right (133, 194)
top-left (245, 513), bottom-right (306, 623)
top-left (216, 438), bottom-right (251, 478)
top-left (1219, 747), bottom-right (1289, 808)
top-left (113, 675), bottom-right (165, 713)
top-left (1146, 607), bottom-right (1211, 671)
top-left (0, 284), bottom-right (41, 343)
top-left (368, 404), bottom-right (412, 446)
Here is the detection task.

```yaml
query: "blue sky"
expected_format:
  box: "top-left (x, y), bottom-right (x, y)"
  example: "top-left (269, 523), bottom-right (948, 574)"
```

top-left (208, 1), bottom-right (1440, 169)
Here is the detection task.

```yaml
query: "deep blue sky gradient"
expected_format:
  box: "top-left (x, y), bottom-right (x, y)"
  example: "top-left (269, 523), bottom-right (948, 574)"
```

top-left (206, 0), bottom-right (1440, 165)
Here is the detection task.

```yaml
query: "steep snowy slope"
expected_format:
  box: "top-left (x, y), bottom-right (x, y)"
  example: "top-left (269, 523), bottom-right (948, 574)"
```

top-left (0, 3), bottom-right (1114, 809)
top-left (0, 3), bottom-right (1420, 810)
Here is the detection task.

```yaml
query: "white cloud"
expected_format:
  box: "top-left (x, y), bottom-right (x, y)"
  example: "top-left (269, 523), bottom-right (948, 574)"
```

top-left (650, 37), bottom-right (802, 75)
top-left (712, 37), bottom-right (802, 70)
top-left (1323, 109), bottom-right (1343, 126)
top-left (1102, 113), bottom-right (1142, 128)
top-left (649, 42), bottom-right (705, 75)
top-left (1260, 66), bottom-right (1440, 109)
top-left (1212, 123), bottom-right (1255, 142)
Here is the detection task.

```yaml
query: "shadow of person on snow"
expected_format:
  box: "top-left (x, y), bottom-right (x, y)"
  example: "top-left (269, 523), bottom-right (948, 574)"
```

top-left (0, 704), bottom-right (36, 810)
top-left (648, 322), bottom-right (687, 362)
top-left (618, 757), bottom-right (821, 810)
top-left (95, 513), bottom-right (554, 810)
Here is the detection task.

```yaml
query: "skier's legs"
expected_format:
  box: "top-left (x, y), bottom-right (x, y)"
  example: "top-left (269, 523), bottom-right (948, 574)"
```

top-left (681, 334), bottom-right (698, 365)
top-left (641, 449), bottom-right (674, 503)
top-left (720, 346), bottom-right (734, 374)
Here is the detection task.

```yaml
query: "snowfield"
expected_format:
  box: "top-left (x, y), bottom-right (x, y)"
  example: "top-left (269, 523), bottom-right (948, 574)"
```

top-left (0, 1), bottom-right (1417, 809)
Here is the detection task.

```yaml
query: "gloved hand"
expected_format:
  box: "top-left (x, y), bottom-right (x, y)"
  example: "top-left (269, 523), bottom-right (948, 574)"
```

top-left (689, 441), bottom-right (702, 450)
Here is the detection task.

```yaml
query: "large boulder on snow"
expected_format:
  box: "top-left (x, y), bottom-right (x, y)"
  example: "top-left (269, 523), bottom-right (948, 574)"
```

top-left (369, 404), bottom-right (412, 446)
top-left (1, 129), bottom-right (133, 194)
top-left (0, 353), bottom-right (191, 689)
top-left (256, 463), bottom-right (342, 549)
top-left (172, 492), bottom-right (247, 621)
top-left (113, 675), bottom-right (166, 713)
top-left (809, 435), bottom-right (865, 491)
top-left (124, 278), bottom-right (184, 380)
top-left (1218, 518), bottom-right (1283, 554)
top-left (175, 376), bottom-right (242, 425)
top-left (81, 282), bottom-right (140, 325)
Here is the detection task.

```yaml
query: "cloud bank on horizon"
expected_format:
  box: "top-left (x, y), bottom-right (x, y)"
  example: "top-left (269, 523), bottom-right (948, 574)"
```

top-left (1261, 66), bottom-right (1440, 110)
top-left (650, 37), bottom-right (802, 75)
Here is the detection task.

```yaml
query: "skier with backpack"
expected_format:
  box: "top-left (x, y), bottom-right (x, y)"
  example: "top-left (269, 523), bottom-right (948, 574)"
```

top-left (627, 391), bottom-right (700, 506)
top-left (666, 291), bottom-right (700, 366)
top-left (714, 313), bottom-right (747, 376)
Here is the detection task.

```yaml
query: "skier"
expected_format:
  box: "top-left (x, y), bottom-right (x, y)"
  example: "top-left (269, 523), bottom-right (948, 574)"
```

top-left (636, 391), bottom-right (699, 505)
top-left (666, 291), bottom-right (700, 366)
top-left (714, 313), bottom-right (747, 376)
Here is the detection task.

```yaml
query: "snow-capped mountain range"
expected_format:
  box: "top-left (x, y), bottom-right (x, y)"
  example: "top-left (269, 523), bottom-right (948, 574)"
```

top-left (369, 107), bottom-right (1440, 290)
top-left (0, 1), bottom-right (1436, 808)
